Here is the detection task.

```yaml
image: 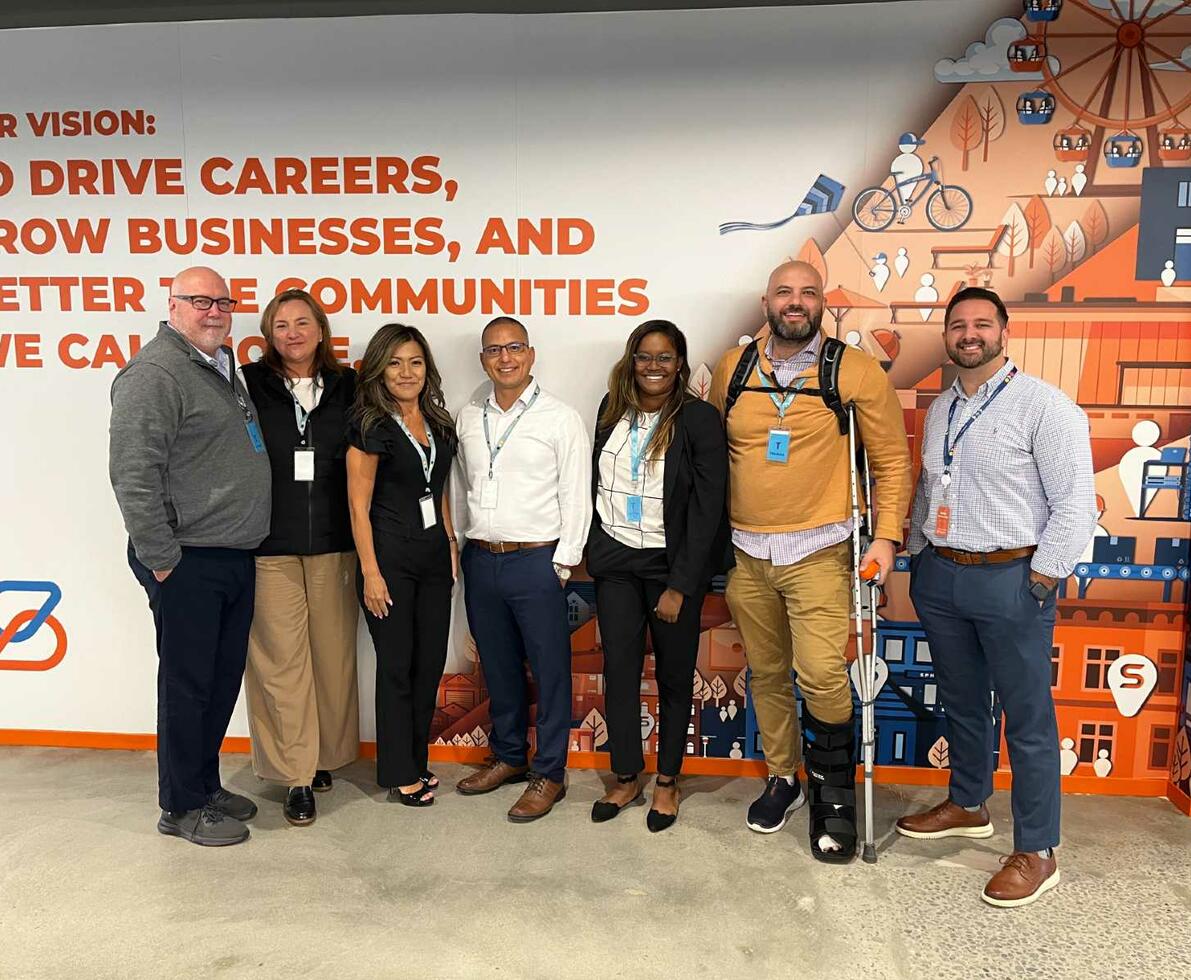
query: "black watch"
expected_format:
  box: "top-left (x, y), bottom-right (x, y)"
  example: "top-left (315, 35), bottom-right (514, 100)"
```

top-left (1029, 579), bottom-right (1055, 602)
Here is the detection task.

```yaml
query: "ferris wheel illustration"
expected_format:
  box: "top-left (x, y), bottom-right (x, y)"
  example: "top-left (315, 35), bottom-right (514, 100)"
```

top-left (1014, 0), bottom-right (1191, 193)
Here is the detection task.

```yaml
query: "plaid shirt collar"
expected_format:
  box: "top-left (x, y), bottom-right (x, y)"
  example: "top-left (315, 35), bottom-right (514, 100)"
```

top-left (949, 357), bottom-right (1016, 402)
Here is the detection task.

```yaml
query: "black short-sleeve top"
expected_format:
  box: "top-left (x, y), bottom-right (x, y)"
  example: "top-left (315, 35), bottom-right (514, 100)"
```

top-left (349, 415), bottom-right (456, 541)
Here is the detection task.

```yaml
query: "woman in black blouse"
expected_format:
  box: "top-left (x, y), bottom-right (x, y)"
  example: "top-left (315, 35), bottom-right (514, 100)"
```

top-left (347, 324), bottom-right (458, 806)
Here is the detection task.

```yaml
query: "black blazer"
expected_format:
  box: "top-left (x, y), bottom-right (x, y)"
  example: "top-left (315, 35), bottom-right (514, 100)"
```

top-left (242, 360), bottom-right (357, 557)
top-left (587, 395), bottom-right (732, 595)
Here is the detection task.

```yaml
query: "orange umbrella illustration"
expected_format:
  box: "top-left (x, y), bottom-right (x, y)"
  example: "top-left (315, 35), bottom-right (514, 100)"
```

top-left (823, 284), bottom-right (886, 339)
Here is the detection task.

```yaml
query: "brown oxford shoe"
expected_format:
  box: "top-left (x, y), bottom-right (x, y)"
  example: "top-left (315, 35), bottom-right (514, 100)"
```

top-left (456, 756), bottom-right (530, 796)
top-left (895, 798), bottom-right (994, 840)
top-left (982, 851), bottom-right (1060, 908)
top-left (507, 772), bottom-right (566, 822)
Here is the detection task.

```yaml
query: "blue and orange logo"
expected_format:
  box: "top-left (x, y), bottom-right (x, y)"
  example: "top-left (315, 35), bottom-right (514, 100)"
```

top-left (0, 581), bottom-right (67, 671)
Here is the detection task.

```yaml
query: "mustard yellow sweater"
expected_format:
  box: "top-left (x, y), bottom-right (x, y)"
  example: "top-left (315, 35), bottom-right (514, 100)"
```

top-left (708, 337), bottom-right (912, 544)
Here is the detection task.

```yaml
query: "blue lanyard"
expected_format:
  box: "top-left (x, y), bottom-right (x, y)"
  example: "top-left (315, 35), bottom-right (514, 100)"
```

top-left (287, 377), bottom-right (322, 437)
top-left (629, 412), bottom-right (657, 485)
top-left (943, 367), bottom-right (1017, 472)
top-left (394, 413), bottom-right (437, 491)
top-left (755, 362), bottom-right (808, 422)
top-left (482, 386), bottom-right (540, 479)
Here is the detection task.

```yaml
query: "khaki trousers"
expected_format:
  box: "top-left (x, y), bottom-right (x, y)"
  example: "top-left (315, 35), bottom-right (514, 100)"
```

top-left (725, 541), bottom-right (854, 776)
top-left (246, 552), bottom-right (361, 786)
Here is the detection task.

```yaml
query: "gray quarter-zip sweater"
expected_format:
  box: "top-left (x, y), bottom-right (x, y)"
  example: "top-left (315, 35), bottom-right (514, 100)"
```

top-left (109, 322), bottom-right (272, 570)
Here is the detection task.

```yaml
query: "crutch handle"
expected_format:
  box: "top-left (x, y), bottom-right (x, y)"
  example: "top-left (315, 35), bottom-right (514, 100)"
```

top-left (859, 561), bottom-right (880, 582)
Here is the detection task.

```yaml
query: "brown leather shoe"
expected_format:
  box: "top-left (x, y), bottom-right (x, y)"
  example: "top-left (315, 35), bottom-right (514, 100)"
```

top-left (982, 851), bottom-right (1060, 908)
top-left (895, 799), bottom-right (994, 839)
top-left (456, 757), bottom-right (530, 796)
top-left (507, 773), bottom-right (566, 822)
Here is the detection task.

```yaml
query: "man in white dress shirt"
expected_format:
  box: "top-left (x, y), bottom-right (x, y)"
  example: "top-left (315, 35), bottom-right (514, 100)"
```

top-left (454, 317), bottom-right (592, 821)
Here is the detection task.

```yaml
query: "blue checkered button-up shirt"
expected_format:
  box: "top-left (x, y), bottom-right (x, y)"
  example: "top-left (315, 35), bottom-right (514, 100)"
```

top-left (907, 358), bottom-right (1097, 578)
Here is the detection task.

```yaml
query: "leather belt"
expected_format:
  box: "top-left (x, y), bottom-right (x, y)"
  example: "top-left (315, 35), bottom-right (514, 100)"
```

top-left (470, 539), bottom-right (557, 554)
top-left (934, 545), bottom-right (1036, 565)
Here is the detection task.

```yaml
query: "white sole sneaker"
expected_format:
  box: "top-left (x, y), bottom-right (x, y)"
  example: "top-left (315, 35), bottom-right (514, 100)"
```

top-left (746, 787), bottom-right (806, 834)
top-left (981, 869), bottom-right (1061, 908)
top-left (895, 821), bottom-right (994, 840)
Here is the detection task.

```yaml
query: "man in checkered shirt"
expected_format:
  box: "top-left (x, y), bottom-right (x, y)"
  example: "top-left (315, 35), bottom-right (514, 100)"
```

top-left (897, 286), bottom-right (1096, 909)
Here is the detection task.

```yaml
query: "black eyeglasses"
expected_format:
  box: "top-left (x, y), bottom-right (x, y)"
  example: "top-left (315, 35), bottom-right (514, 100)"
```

top-left (481, 341), bottom-right (529, 358)
top-left (173, 294), bottom-right (238, 313)
top-left (633, 353), bottom-right (677, 366)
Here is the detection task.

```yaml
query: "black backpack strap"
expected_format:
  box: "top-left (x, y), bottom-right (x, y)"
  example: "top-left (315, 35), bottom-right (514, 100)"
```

top-left (819, 337), bottom-right (849, 435)
top-left (723, 339), bottom-right (761, 419)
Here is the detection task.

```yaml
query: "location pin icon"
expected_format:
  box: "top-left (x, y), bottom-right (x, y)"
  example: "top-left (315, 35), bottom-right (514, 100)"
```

top-left (1107, 655), bottom-right (1158, 718)
top-left (850, 657), bottom-right (890, 698)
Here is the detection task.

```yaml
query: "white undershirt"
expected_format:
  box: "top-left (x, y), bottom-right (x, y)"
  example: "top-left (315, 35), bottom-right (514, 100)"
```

top-left (596, 411), bottom-right (666, 549)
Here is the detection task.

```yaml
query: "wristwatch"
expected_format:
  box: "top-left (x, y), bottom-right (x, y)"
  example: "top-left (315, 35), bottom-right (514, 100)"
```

top-left (553, 563), bottom-right (571, 583)
top-left (1028, 577), bottom-right (1056, 602)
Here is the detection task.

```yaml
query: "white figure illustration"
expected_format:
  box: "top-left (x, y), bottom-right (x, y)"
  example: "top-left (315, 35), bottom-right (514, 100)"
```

top-left (1119, 419), bottom-right (1163, 517)
top-left (640, 701), bottom-right (656, 741)
top-left (729, 740), bottom-right (744, 760)
top-left (737, 334), bottom-right (754, 347)
top-left (1055, 176), bottom-right (1068, 197)
top-left (1071, 163), bottom-right (1087, 196)
top-left (1161, 259), bottom-right (1177, 287)
top-left (1060, 737), bottom-right (1079, 776)
top-left (719, 705), bottom-right (728, 723)
top-left (1044, 169), bottom-right (1058, 196)
top-left (894, 246), bottom-right (911, 279)
top-left (870, 252), bottom-right (891, 293)
top-left (915, 272), bottom-right (939, 322)
top-left (890, 133), bottom-right (927, 198)
top-left (1078, 494), bottom-right (1110, 566)
top-left (1093, 748), bottom-right (1113, 778)
top-left (844, 330), bottom-right (863, 348)
top-left (726, 698), bottom-right (738, 720)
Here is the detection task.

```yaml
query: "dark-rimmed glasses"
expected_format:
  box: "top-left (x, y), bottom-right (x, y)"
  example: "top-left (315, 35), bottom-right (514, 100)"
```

top-left (173, 294), bottom-right (238, 313)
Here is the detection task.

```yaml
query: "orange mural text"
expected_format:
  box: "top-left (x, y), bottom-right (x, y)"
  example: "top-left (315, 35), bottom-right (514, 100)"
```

top-left (28, 158), bottom-right (184, 195)
top-left (197, 155), bottom-right (445, 196)
top-left (0, 334), bottom-right (42, 368)
top-left (57, 334), bottom-right (143, 369)
top-left (0, 217), bottom-right (110, 254)
top-left (475, 217), bottom-right (595, 255)
top-left (0, 275), bottom-right (143, 312)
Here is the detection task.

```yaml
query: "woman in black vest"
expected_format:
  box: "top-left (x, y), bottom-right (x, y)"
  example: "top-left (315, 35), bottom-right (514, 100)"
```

top-left (241, 288), bottom-right (359, 827)
top-left (347, 324), bottom-right (457, 807)
top-left (587, 320), bottom-right (729, 831)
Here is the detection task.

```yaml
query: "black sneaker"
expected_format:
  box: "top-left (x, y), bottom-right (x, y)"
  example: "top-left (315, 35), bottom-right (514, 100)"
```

top-left (206, 787), bottom-right (258, 822)
top-left (746, 775), bottom-right (806, 834)
top-left (157, 805), bottom-right (250, 846)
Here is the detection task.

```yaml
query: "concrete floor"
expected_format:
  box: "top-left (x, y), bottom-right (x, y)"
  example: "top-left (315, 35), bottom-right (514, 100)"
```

top-left (1, 748), bottom-right (1189, 980)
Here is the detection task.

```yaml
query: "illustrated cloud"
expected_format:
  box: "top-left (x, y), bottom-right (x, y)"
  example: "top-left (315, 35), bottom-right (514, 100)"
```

top-left (934, 17), bottom-right (1059, 84)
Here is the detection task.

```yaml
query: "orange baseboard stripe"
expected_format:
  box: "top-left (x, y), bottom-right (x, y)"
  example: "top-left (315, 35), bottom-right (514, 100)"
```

top-left (0, 729), bottom-right (1174, 802)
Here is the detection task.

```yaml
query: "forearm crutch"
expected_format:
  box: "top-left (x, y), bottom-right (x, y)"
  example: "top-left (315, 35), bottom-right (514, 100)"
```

top-left (847, 405), bottom-right (881, 864)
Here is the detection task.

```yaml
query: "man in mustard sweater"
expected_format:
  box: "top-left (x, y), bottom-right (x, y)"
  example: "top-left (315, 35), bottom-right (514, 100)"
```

top-left (710, 261), bottom-right (911, 863)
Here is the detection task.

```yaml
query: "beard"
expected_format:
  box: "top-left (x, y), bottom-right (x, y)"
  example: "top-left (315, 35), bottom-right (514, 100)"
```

top-left (947, 333), bottom-right (1004, 369)
top-left (767, 304), bottom-right (822, 342)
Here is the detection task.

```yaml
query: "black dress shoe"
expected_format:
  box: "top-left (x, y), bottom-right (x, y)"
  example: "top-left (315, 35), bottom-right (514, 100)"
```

top-left (312, 770), bottom-right (332, 792)
top-left (591, 774), bottom-right (643, 823)
top-left (284, 786), bottom-right (316, 826)
top-left (647, 777), bottom-right (679, 833)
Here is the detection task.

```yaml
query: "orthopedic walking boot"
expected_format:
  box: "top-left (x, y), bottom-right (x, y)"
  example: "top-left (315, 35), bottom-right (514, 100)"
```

top-left (803, 709), bottom-right (858, 864)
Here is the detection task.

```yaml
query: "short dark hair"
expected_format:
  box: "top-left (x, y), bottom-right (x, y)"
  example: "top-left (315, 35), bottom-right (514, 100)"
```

top-left (944, 286), bottom-right (1008, 327)
top-left (482, 316), bottom-right (529, 344)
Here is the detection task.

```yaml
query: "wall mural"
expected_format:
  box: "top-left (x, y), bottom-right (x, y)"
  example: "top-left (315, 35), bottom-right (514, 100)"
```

top-left (426, 0), bottom-right (1191, 805)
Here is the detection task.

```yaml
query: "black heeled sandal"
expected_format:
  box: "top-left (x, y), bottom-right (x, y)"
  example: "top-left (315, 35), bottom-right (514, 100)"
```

top-left (388, 783), bottom-right (435, 807)
top-left (591, 774), bottom-right (644, 823)
top-left (647, 777), bottom-right (679, 833)
top-left (420, 770), bottom-right (439, 789)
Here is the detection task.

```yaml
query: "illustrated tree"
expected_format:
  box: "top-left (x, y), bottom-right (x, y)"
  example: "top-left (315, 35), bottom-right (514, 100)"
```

top-left (733, 668), bottom-right (748, 700)
top-left (997, 203), bottom-right (1030, 277)
top-left (688, 363), bottom-right (713, 400)
top-left (928, 736), bottom-right (950, 769)
top-left (796, 237), bottom-right (828, 286)
top-left (1039, 226), bottom-right (1067, 285)
top-left (692, 668), bottom-right (712, 705)
top-left (1064, 220), bottom-right (1088, 267)
top-left (949, 94), bottom-right (983, 171)
top-left (1171, 728), bottom-right (1191, 785)
top-left (471, 725), bottom-right (488, 747)
top-left (1022, 195), bottom-right (1052, 269)
top-left (709, 674), bottom-right (728, 708)
top-left (580, 707), bottom-right (609, 749)
top-left (972, 85), bottom-right (1006, 164)
top-left (1082, 200), bottom-right (1109, 254)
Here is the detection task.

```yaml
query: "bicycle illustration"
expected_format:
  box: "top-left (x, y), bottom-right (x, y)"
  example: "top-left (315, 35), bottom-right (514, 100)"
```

top-left (851, 156), bottom-right (972, 233)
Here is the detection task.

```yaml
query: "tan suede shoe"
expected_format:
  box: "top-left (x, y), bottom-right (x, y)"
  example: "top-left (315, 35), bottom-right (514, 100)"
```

top-left (982, 851), bottom-right (1060, 908)
top-left (895, 799), bottom-right (994, 839)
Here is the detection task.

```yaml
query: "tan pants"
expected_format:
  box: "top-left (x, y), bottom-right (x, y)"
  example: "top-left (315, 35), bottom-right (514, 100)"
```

top-left (246, 552), bottom-right (361, 786)
top-left (725, 542), bottom-right (854, 776)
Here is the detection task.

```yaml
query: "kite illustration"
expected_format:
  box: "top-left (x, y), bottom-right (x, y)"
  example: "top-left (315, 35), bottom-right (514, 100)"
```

top-left (719, 174), bottom-right (846, 235)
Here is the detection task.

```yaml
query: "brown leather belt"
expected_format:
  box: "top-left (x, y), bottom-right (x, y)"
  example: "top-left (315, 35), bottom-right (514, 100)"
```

top-left (470, 539), bottom-right (557, 554)
top-left (934, 545), bottom-right (1036, 565)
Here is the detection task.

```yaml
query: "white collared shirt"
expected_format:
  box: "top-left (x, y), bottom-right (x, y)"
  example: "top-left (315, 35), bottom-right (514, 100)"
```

top-left (456, 379), bottom-right (592, 567)
top-left (167, 320), bottom-right (231, 381)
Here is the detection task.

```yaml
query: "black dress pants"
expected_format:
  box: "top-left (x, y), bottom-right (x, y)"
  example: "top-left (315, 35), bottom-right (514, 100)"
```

top-left (128, 542), bottom-right (256, 814)
top-left (592, 534), bottom-right (704, 777)
top-left (359, 532), bottom-right (452, 788)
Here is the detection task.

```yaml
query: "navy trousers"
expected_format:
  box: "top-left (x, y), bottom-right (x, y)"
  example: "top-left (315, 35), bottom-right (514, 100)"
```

top-left (129, 543), bottom-right (255, 814)
top-left (461, 543), bottom-right (572, 782)
top-left (909, 546), bottom-right (1060, 851)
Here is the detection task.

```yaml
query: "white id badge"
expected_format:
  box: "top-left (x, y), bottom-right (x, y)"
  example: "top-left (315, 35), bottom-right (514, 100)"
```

top-left (294, 448), bottom-right (315, 482)
top-left (418, 493), bottom-right (437, 529)
top-left (480, 479), bottom-right (499, 509)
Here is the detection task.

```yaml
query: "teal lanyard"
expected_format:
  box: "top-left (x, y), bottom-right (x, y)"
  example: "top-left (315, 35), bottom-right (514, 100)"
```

top-left (629, 412), bottom-right (657, 485)
top-left (287, 376), bottom-right (321, 437)
top-left (394, 414), bottom-right (437, 491)
top-left (482, 387), bottom-right (540, 479)
top-left (755, 362), bottom-right (808, 423)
